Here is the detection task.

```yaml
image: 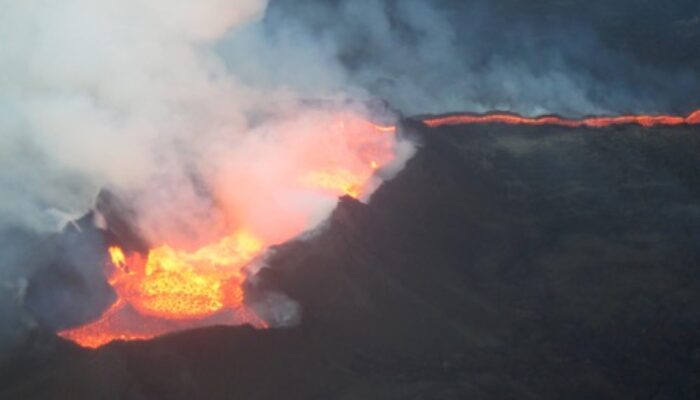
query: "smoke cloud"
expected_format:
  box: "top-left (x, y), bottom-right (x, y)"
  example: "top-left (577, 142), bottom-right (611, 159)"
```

top-left (0, 0), bottom-right (409, 352)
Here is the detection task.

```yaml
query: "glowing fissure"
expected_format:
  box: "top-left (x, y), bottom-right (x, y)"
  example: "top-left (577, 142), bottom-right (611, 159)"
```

top-left (59, 114), bottom-right (398, 348)
top-left (422, 109), bottom-right (700, 128)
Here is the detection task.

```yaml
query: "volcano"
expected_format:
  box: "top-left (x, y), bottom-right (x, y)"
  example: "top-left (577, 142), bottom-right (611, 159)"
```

top-left (2, 114), bottom-right (700, 399)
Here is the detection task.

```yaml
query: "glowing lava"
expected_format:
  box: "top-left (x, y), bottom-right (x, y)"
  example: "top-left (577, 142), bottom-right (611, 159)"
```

top-left (59, 232), bottom-right (267, 348)
top-left (422, 109), bottom-right (700, 128)
top-left (125, 231), bottom-right (263, 320)
top-left (59, 113), bottom-right (398, 348)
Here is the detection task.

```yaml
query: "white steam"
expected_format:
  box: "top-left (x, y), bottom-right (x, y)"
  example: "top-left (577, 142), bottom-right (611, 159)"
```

top-left (0, 0), bottom-right (408, 240)
top-left (0, 0), bottom-right (415, 351)
top-left (1, 0), bottom-right (263, 231)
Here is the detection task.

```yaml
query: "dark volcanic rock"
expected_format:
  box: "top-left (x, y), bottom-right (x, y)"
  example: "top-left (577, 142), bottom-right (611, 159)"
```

top-left (3, 120), bottom-right (700, 399)
top-left (23, 213), bottom-right (115, 331)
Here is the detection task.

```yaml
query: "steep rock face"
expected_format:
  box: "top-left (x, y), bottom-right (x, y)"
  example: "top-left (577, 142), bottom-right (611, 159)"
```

top-left (3, 120), bottom-right (700, 399)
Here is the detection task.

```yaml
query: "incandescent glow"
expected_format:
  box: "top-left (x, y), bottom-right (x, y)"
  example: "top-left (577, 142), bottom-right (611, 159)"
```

top-left (59, 232), bottom-right (268, 348)
top-left (422, 109), bottom-right (700, 128)
top-left (108, 246), bottom-right (126, 272)
top-left (301, 169), bottom-right (365, 198)
top-left (58, 113), bottom-right (398, 348)
top-left (130, 230), bottom-right (263, 320)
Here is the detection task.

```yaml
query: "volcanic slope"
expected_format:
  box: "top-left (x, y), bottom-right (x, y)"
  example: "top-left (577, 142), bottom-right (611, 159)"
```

top-left (3, 118), bottom-right (700, 399)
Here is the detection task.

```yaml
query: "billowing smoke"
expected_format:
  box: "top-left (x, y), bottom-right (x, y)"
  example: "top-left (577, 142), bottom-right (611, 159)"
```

top-left (0, 0), bottom-right (412, 353)
top-left (1, 0), bottom-right (262, 232)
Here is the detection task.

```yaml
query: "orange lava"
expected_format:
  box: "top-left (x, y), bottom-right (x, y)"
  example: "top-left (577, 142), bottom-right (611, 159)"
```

top-left (59, 114), bottom-right (397, 348)
top-left (59, 234), bottom-right (268, 348)
top-left (422, 109), bottom-right (700, 128)
top-left (300, 118), bottom-right (394, 198)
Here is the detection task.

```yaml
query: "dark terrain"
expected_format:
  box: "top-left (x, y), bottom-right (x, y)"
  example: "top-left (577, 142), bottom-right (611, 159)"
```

top-left (2, 119), bottom-right (700, 399)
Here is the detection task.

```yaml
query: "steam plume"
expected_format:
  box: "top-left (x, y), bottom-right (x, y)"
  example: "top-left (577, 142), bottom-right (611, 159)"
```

top-left (0, 0), bottom-right (408, 352)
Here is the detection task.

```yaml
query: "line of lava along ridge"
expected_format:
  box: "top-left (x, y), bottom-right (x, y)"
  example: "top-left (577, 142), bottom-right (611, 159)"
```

top-left (419, 109), bottom-right (700, 128)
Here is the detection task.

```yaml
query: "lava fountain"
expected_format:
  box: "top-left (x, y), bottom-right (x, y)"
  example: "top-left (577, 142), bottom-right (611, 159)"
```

top-left (58, 113), bottom-right (399, 348)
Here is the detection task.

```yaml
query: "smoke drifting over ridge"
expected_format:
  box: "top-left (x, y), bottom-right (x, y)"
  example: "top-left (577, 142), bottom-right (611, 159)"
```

top-left (251, 0), bottom-right (700, 116)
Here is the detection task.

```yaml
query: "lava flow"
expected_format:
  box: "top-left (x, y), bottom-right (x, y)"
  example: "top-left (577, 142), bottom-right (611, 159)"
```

top-left (58, 114), bottom-right (398, 348)
top-left (422, 109), bottom-right (700, 128)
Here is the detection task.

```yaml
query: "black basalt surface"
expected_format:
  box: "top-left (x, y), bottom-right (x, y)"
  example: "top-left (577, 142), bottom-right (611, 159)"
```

top-left (2, 120), bottom-right (700, 399)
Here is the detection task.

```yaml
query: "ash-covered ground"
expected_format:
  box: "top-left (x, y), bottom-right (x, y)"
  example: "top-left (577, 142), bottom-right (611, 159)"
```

top-left (2, 120), bottom-right (700, 399)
